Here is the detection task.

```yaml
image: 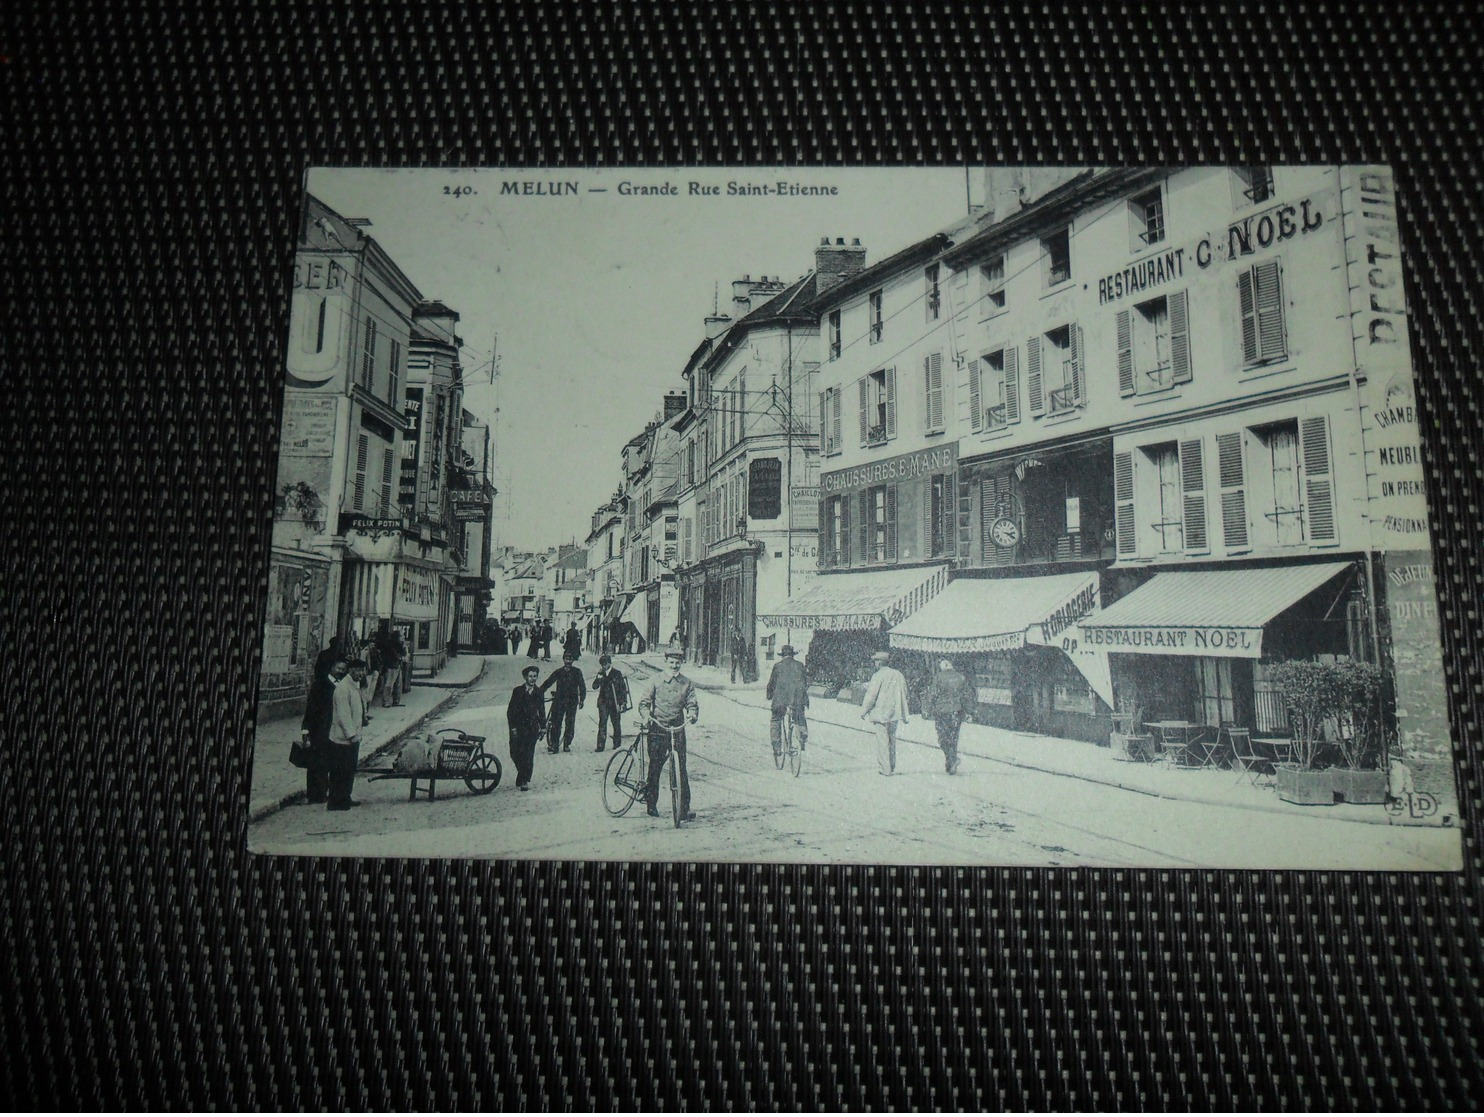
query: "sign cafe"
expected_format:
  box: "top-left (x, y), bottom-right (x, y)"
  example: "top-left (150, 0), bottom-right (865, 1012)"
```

top-left (821, 444), bottom-right (957, 496)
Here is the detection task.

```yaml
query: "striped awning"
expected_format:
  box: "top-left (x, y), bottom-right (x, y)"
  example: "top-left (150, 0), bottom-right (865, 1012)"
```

top-left (889, 572), bottom-right (1100, 654)
top-left (758, 565), bottom-right (950, 632)
top-left (1077, 561), bottom-right (1352, 659)
top-left (602, 594), bottom-right (630, 626)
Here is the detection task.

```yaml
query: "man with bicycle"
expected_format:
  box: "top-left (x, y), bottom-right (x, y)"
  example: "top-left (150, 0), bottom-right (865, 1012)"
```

top-left (765, 643), bottom-right (808, 762)
top-left (638, 647), bottom-right (699, 821)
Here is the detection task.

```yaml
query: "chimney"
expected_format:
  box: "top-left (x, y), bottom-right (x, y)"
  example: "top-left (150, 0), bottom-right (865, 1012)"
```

top-left (814, 236), bottom-right (867, 293)
top-left (705, 313), bottom-right (732, 339)
top-left (662, 391), bottom-right (687, 420)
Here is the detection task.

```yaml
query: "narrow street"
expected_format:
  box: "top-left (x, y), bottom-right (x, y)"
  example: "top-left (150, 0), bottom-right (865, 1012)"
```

top-left (248, 655), bottom-right (1456, 869)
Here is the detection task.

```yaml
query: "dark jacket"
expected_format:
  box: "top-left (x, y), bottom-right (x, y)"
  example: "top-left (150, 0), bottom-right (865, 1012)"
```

top-left (925, 667), bottom-right (977, 720)
top-left (563, 628), bottom-right (582, 657)
top-left (592, 666), bottom-right (629, 709)
top-left (301, 659), bottom-right (339, 741)
top-left (507, 683), bottom-right (547, 738)
top-left (540, 664), bottom-right (587, 705)
top-left (766, 657), bottom-right (809, 711)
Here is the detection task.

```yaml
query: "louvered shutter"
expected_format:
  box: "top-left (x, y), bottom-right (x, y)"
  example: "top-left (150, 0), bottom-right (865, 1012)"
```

top-left (1238, 269), bottom-right (1258, 364)
top-left (925, 352), bottom-right (944, 434)
top-left (1216, 431), bottom-right (1250, 551)
top-left (957, 476), bottom-right (972, 559)
top-left (885, 367), bottom-right (898, 438)
top-left (1070, 325), bottom-right (1085, 405)
top-left (1300, 415), bottom-right (1337, 543)
top-left (1169, 290), bottom-right (1192, 384)
top-left (380, 447), bottom-right (394, 517)
top-left (1116, 309), bottom-right (1135, 396)
top-left (884, 485), bottom-right (898, 562)
top-left (1026, 336), bottom-right (1045, 416)
top-left (819, 391), bottom-right (828, 454)
top-left (831, 388), bottom-right (842, 451)
top-left (1180, 438), bottom-right (1208, 553)
top-left (968, 358), bottom-right (983, 432)
top-left (354, 433), bottom-right (369, 511)
top-left (1114, 450), bottom-right (1136, 557)
top-left (979, 477), bottom-right (996, 558)
top-left (839, 496), bottom-right (851, 566)
top-left (859, 491), bottom-right (871, 562)
top-left (1254, 261), bottom-right (1286, 362)
top-left (1004, 347), bottom-right (1021, 424)
top-left (858, 378), bottom-right (868, 446)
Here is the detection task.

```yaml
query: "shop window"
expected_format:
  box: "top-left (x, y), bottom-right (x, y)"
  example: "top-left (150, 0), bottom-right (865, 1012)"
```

top-left (1042, 228), bottom-right (1072, 287)
top-left (1054, 677), bottom-right (1096, 715)
top-left (748, 458), bottom-right (782, 519)
top-left (828, 309), bottom-right (842, 360)
top-left (1129, 186), bottom-right (1167, 249)
top-left (922, 351), bottom-right (945, 435)
top-left (417, 621), bottom-right (431, 651)
top-left (869, 289), bottom-right (883, 343)
top-left (1117, 291), bottom-right (1191, 396)
top-left (858, 484), bottom-right (896, 563)
top-left (1037, 325), bottom-right (1084, 415)
top-left (980, 256), bottom-right (1007, 315)
top-left (1238, 259), bottom-right (1287, 366)
top-left (924, 264), bottom-right (941, 321)
top-left (823, 495), bottom-right (849, 567)
top-left (1233, 166), bottom-right (1275, 207)
top-left (858, 368), bottom-right (896, 446)
top-left (1196, 657), bottom-right (1237, 727)
top-left (976, 660), bottom-right (1013, 707)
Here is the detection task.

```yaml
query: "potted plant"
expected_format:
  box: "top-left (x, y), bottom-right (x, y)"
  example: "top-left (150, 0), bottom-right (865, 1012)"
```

top-left (1329, 660), bottom-right (1388, 804)
top-left (1265, 659), bottom-right (1340, 805)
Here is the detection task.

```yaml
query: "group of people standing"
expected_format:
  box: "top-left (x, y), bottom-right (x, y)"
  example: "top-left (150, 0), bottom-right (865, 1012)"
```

top-left (488, 619), bottom-right (586, 662)
top-left (504, 650), bottom-right (636, 788)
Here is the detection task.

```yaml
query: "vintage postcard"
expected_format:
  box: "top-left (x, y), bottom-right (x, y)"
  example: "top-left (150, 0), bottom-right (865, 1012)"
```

top-left (247, 166), bottom-right (1462, 870)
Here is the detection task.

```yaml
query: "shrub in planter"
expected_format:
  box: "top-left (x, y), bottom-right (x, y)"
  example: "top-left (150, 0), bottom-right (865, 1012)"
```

top-left (1333, 768), bottom-right (1389, 804)
top-left (1275, 764), bottom-right (1337, 805)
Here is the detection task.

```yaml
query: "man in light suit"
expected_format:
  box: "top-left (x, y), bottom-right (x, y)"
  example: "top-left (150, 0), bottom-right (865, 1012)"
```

top-left (860, 650), bottom-right (910, 776)
top-left (326, 658), bottom-right (368, 810)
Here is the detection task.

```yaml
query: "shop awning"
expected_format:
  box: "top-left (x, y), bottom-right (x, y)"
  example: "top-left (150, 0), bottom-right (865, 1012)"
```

top-left (1076, 561), bottom-right (1352, 659)
top-left (758, 565), bottom-right (950, 632)
top-left (601, 594), bottom-right (630, 626)
top-left (889, 572), bottom-right (1100, 654)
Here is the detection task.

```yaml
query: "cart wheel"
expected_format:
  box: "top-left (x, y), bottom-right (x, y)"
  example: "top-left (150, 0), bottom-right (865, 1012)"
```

top-left (465, 754), bottom-right (502, 795)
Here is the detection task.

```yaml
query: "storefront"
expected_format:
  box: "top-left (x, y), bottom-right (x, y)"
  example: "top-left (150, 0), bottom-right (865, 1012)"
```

top-left (888, 570), bottom-right (1111, 742)
top-left (695, 546), bottom-right (758, 677)
top-left (1075, 560), bottom-right (1361, 734)
top-left (258, 547), bottom-right (333, 721)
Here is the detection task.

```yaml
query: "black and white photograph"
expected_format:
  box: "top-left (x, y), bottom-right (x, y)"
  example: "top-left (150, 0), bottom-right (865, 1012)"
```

top-left (248, 165), bottom-right (1461, 870)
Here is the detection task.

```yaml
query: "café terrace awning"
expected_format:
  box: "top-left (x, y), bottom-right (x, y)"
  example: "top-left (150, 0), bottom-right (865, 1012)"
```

top-left (601, 594), bottom-right (631, 626)
top-left (758, 565), bottom-right (950, 632)
top-left (888, 571), bottom-right (1099, 654)
top-left (1075, 561), bottom-right (1353, 659)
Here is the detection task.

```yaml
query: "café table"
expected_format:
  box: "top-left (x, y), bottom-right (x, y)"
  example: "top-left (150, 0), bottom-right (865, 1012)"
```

top-left (1145, 720), bottom-right (1203, 767)
top-left (1252, 737), bottom-right (1296, 766)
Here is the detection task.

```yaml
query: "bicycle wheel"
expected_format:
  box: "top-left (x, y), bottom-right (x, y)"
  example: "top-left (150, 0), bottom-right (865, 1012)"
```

top-left (669, 752), bottom-right (682, 828)
top-left (602, 748), bottom-right (640, 817)
top-left (787, 714), bottom-right (802, 778)
top-left (773, 712), bottom-right (787, 771)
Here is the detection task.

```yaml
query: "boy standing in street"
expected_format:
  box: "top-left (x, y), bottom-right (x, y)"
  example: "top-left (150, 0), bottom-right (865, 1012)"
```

top-left (591, 654), bottom-right (629, 753)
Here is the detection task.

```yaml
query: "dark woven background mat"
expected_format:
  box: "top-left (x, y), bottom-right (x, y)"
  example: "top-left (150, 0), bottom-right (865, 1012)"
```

top-left (3, 1), bottom-right (1481, 1109)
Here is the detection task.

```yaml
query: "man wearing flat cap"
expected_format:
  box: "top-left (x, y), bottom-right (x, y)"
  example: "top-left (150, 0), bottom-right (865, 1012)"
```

top-left (506, 664), bottom-right (548, 790)
top-left (860, 650), bottom-right (910, 776)
top-left (765, 644), bottom-right (809, 761)
top-left (638, 647), bottom-right (700, 820)
top-left (924, 657), bottom-right (976, 775)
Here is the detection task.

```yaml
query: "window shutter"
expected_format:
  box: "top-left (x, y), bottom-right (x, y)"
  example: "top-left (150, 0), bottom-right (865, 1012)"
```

top-left (1300, 415), bottom-right (1337, 543)
top-left (1004, 347), bottom-right (1021, 424)
top-left (819, 391), bottom-right (828, 454)
top-left (957, 476), bottom-right (972, 560)
top-left (354, 434), bottom-right (369, 511)
top-left (1114, 450), bottom-right (1136, 557)
top-left (979, 477), bottom-right (996, 557)
top-left (362, 319), bottom-right (377, 389)
top-left (885, 367), bottom-right (898, 438)
top-left (1026, 336), bottom-right (1045, 416)
top-left (1216, 431), bottom-right (1249, 550)
top-left (1070, 325), bottom-right (1085, 405)
top-left (1238, 269), bottom-right (1258, 363)
top-left (1179, 438), bottom-right (1208, 553)
top-left (884, 485), bottom-right (898, 562)
top-left (859, 491), bottom-right (871, 562)
top-left (1116, 309), bottom-right (1135, 396)
top-left (924, 476), bottom-right (936, 557)
top-left (1169, 290), bottom-right (1191, 384)
top-left (839, 495), bottom-right (851, 566)
top-left (831, 388), bottom-right (842, 450)
top-left (1254, 260), bottom-right (1286, 362)
top-left (858, 378), bottom-right (868, 447)
top-left (380, 447), bottom-right (394, 517)
top-left (925, 352), bottom-right (944, 434)
top-left (968, 358), bottom-right (983, 432)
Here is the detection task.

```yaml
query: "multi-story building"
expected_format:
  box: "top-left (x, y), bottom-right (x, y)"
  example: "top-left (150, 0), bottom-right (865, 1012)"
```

top-left (585, 496), bottom-right (625, 651)
top-left (450, 408), bottom-right (496, 652)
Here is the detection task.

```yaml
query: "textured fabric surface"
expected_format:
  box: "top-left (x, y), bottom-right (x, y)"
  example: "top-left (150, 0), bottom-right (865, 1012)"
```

top-left (3, 1), bottom-right (1482, 1109)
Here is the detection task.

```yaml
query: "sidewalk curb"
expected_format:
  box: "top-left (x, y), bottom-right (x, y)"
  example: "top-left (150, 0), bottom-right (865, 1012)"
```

top-left (414, 657), bottom-right (488, 690)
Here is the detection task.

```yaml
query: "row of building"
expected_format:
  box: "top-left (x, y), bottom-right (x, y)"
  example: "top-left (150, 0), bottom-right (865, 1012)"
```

top-left (583, 165), bottom-right (1445, 756)
top-left (259, 195), bottom-right (497, 720)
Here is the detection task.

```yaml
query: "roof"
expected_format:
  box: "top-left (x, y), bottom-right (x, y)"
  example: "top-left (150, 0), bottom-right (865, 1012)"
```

top-left (810, 231), bottom-right (953, 311)
top-left (757, 565), bottom-right (951, 631)
top-left (889, 572), bottom-right (1099, 653)
top-left (701, 272), bottom-right (820, 376)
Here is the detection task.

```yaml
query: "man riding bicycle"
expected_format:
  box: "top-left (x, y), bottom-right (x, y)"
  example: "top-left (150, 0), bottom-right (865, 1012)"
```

top-left (638, 647), bottom-right (700, 821)
top-left (765, 643), bottom-right (808, 762)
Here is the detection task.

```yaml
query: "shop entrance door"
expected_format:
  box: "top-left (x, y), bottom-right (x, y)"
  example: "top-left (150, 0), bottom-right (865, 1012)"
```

top-left (1011, 648), bottom-right (1056, 735)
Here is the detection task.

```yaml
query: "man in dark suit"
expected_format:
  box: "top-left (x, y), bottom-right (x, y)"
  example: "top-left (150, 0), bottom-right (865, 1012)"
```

top-left (540, 652), bottom-right (587, 753)
top-left (299, 639), bottom-right (348, 804)
top-left (506, 664), bottom-right (547, 790)
top-left (766, 643), bottom-right (809, 761)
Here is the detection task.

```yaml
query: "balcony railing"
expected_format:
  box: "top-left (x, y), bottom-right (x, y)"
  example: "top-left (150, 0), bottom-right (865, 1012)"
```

top-left (866, 422), bottom-right (887, 446)
top-left (983, 404), bottom-right (1008, 431)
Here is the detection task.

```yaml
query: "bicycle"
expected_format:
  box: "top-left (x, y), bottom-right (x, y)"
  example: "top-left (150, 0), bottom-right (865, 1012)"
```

top-left (647, 719), bottom-right (688, 828)
top-left (601, 718), bottom-right (688, 827)
top-left (773, 707), bottom-right (802, 777)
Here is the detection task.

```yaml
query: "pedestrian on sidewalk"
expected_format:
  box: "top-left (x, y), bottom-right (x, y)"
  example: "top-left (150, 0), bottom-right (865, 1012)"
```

top-left (492, 623), bottom-right (508, 656)
top-left (526, 622), bottom-right (540, 659)
top-left (639, 648), bottom-right (699, 820)
top-left (860, 650), bottom-right (910, 776)
top-left (506, 664), bottom-right (547, 790)
top-left (360, 636), bottom-right (381, 724)
top-left (766, 644), bottom-right (809, 761)
top-left (563, 622), bottom-right (582, 662)
top-left (924, 657), bottom-right (976, 775)
top-left (542, 619), bottom-right (554, 661)
top-left (540, 652), bottom-right (587, 753)
top-left (376, 627), bottom-right (406, 707)
top-left (300, 643), bottom-right (348, 804)
top-left (326, 658), bottom-right (367, 810)
top-left (591, 654), bottom-right (630, 752)
top-left (729, 626), bottom-right (746, 684)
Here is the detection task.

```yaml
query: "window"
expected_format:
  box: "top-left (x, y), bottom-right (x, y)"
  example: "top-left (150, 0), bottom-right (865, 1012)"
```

top-left (1239, 260), bottom-right (1286, 366)
top-left (681, 518), bottom-right (692, 564)
top-left (923, 351), bottom-right (945, 435)
top-left (1233, 166), bottom-right (1275, 207)
top-left (869, 289), bottom-right (883, 343)
top-left (980, 257), bottom-right (1007, 315)
top-left (929, 474), bottom-right (952, 558)
top-left (859, 484), bottom-right (896, 563)
top-left (1117, 291), bottom-right (1191, 395)
top-left (388, 339), bottom-right (401, 405)
top-left (1245, 416), bottom-right (1337, 547)
top-left (1197, 658), bottom-right (1237, 726)
top-left (1038, 325), bottom-right (1084, 414)
top-left (818, 386), bottom-right (843, 455)
top-left (858, 368), bottom-right (896, 446)
top-left (823, 496), bottom-right (847, 567)
top-left (360, 318), bottom-right (377, 389)
top-left (417, 622), bottom-right (430, 651)
top-left (925, 264), bottom-right (941, 321)
top-left (748, 458), bottom-right (782, 519)
top-left (1042, 228), bottom-right (1071, 287)
top-left (971, 348), bottom-right (1020, 432)
top-left (1149, 442), bottom-right (1184, 553)
top-left (828, 309), bottom-right (842, 360)
top-left (1129, 187), bottom-right (1166, 248)
top-left (1125, 439), bottom-right (1207, 557)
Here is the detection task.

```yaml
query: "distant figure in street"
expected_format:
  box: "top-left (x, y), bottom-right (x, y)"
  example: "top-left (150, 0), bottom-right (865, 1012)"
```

top-left (860, 650), bottom-right (910, 776)
top-left (506, 665), bottom-right (547, 791)
top-left (508, 625), bottom-right (522, 654)
top-left (326, 658), bottom-right (367, 810)
top-left (526, 622), bottom-right (540, 659)
top-left (730, 626), bottom-right (746, 684)
top-left (541, 619), bottom-right (554, 661)
top-left (924, 657), bottom-right (976, 775)
top-left (300, 642), bottom-right (348, 805)
top-left (563, 622), bottom-right (582, 662)
top-left (491, 624), bottom-right (508, 656)
top-left (541, 652), bottom-right (587, 753)
top-left (591, 654), bottom-right (630, 753)
top-left (638, 648), bottom-right (700, 821)
top-left (376, 628), bottom-right (407, 707)
top-left (766, 643), bottom-right (809, 761)
top-left (360, 636), bottom-right (381, 723)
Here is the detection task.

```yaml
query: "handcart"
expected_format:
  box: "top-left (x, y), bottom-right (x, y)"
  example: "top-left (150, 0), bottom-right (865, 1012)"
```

top-left (364, 728), bottom-right (502, 801)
